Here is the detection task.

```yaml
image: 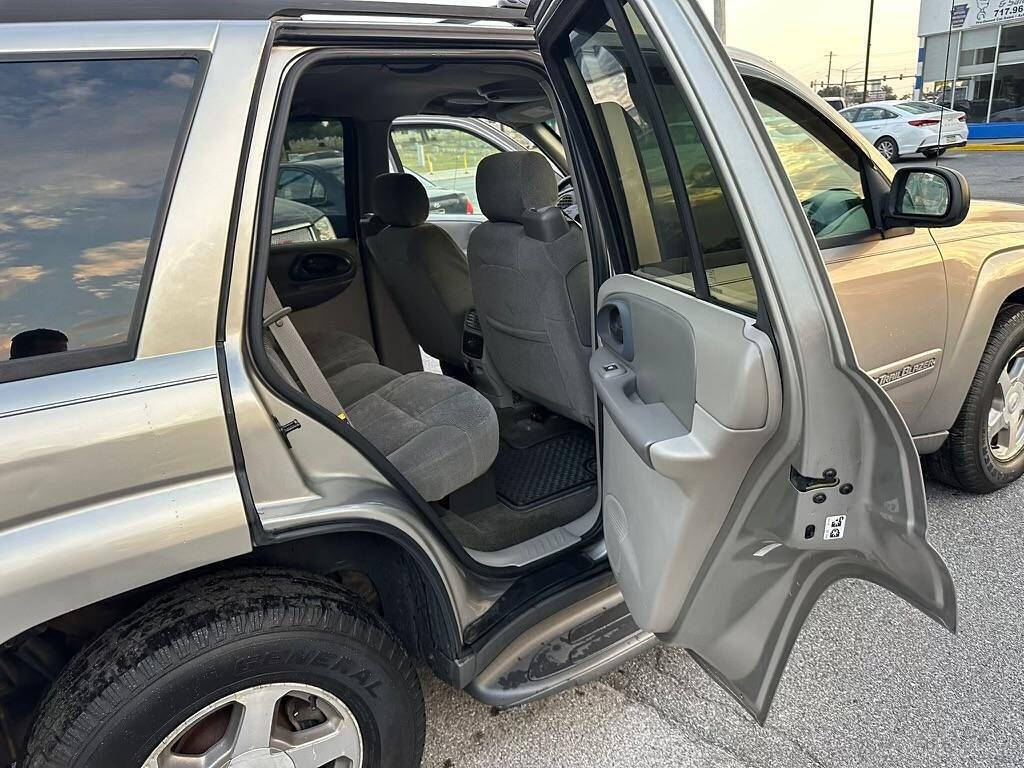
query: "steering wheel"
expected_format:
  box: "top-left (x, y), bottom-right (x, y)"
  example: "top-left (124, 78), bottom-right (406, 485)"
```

top-left (803, 188), bottom-right (860, 235)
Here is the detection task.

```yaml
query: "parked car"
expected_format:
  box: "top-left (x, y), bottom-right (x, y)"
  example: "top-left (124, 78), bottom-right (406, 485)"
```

top-left (4, 2), bottom-right (1024, 767)
top-left (822, 95), bottom-right (846, 110)
top-left (270, 197), bottom-right (337, 244)
top-left (404, 167), bottom-right (474, 214)
top-left (839, 99), bottom-right (969, 161)
top-left (277, 152), bottom-right (475, 235)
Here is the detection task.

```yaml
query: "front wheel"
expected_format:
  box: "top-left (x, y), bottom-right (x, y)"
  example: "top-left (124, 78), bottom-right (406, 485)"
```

top-left (874, 136), bottom-right (900, 162)
top-left (923, 147), bottom-right (948, 158)
top-left (927, 304), bottom-right (1024, 493)
top-left (24, 569), bottom-right (425, 768)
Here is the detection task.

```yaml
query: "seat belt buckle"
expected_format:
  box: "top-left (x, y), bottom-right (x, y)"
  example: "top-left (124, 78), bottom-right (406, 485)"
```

top-left (262, 306), bottom-right (292, 328)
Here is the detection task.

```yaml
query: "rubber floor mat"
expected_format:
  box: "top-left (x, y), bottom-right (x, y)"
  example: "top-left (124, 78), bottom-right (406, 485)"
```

top-left (494, 430), bottom-right (597, 509)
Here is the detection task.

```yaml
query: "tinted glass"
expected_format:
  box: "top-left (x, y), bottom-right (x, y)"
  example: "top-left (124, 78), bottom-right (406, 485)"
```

top-left (391, 125), bottom-right (499, 215)
top-left (0, 58), bottom-right (197, 365)
top-left (896, 102), bottom-right (942, 114)
top-left (959, 44), bottom-right (996, 67)
top-left (1000, 24), bottom-right (1024, 55)
top-left (858, 107), bottom-right (892, 121)
top-left (279, 119), bottom-right (349, 237)
top-left (749, 80), bottom-right (872, 241)
top-left (277, 169), bottom-right (326, 204)
top-left (991, 63), bottom-right (1024, 123)
top-left (565, 5), bottom-right (757, 313)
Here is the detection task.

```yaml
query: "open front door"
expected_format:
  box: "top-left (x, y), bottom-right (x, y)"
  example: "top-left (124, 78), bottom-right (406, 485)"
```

top-left (531, 0), bottom-right (956, 722)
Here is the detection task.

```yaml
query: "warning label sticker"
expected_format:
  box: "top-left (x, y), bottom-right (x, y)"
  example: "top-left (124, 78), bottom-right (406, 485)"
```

top-left (823, 515), bottom-right (846, 541)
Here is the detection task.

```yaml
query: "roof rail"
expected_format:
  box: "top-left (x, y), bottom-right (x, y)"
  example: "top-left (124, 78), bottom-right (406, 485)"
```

top-left (0, 0), bottom-right (531, 25)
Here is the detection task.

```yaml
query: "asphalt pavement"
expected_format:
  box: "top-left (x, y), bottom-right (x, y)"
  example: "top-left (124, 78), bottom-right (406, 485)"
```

top-left (419, 151), bottom-right (1024, 768)
top-left (420, 478), bottom-right (1023, 767)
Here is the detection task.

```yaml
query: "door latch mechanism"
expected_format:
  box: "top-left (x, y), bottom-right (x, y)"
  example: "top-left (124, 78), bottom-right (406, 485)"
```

top-left (275, 417), bottom-right (301, 448)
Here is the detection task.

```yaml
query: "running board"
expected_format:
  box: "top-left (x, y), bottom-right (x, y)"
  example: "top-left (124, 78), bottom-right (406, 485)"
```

top-left (466, 584), bottom-right (656, 707)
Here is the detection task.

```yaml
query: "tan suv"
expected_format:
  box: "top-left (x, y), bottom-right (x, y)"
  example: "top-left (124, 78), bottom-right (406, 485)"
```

top-left (0, 1), bottom-right (1018, 767)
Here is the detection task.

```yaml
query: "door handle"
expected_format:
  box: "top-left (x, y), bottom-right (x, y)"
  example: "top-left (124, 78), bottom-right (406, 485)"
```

top-left (590, 346), bottom-right (687, 467)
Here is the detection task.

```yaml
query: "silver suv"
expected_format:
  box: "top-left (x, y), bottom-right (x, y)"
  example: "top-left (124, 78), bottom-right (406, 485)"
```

top-left (6, 1), bottom-right (1020, 765)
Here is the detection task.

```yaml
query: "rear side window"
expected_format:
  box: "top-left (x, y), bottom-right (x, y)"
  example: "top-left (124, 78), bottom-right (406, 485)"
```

top-left (0, 58), bottom-right (199, 378)
top-left (277, 118), bottom-right (349, 239)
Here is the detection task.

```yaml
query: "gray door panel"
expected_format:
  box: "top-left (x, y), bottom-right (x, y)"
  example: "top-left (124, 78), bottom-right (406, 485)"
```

top-left (535, 0), bottom-right (955, 723)
top-left (595, 275), bottom-right (780, 633)
top-left (269, 239), bottom-right (360, 311)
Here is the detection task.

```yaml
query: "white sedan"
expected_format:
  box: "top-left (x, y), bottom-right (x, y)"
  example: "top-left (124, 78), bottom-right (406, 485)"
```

top-left (839, 100), bottom-right (969, 162)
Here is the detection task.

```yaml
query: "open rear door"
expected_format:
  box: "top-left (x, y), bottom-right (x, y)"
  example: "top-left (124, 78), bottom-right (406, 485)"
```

top-left (530, 0), bottom-right (956, 722)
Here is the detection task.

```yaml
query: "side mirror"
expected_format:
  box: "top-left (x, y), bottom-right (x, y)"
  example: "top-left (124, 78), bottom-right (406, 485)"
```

top-left (885, 166), bottom-right (970, 229)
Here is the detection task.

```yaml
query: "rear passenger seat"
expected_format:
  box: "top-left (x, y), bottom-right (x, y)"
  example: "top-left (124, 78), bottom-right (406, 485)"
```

top-left (333, 362), bottom-right (498, 501)
top-left (263, 284), bottom-right (498, 502)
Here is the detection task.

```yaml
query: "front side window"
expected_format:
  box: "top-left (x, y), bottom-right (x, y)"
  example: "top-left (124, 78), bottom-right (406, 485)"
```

top-left (277, 169), bottom-right (326, 205)
top-left (748, 80), bottom-right (873, 242)
top-left (0, 58), bottom-right (198, 373)
top-left (390, 125), bottom-right (500, 216)
top-left (565, 2), bottom-right (757, 314)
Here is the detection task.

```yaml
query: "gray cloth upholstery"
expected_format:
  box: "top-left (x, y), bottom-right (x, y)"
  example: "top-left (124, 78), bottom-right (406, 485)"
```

top-left (366, 173), bottom-right (474, 366)
top-left (264, 283), bottom-right (497, 502)
top-left (327, 362), bottom-right (400, 404)
top-left (305, 329), bottom-right (379, 378)
top-left (475, 151), bottom-right (558, 224)
top-left (372, 172), bottom-right (428, 227)
top-left (347, 371), bottom-right (498, 502)
top-left (468, 152), bottom-right (594, 425)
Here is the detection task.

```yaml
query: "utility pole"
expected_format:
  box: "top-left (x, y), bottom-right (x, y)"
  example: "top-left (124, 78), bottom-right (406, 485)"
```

top-left (826, 51), bottom-right (834, 87)
top-left (862, 0), bottom-right (875, 103)
top-left (713, 0), bottom-right (726, 42)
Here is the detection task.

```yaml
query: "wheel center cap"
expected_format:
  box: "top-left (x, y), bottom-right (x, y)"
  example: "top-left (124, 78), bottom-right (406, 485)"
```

top-left (227, 749), bottom-right (295, 768)
top-left (1009, 387), bottom-right (1022, 414)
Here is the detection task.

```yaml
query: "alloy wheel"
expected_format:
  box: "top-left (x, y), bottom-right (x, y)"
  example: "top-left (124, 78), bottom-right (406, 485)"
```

top-left (876, 139), bottom-right (896, 160)
top-left (143, 682), bottom-right (363, 768)
top-left (988, 347), bottom-right (1024, 463)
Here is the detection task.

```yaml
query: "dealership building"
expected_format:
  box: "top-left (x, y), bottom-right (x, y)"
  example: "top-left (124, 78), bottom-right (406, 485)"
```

top-left (917, 0), bottom-right (1024, 137)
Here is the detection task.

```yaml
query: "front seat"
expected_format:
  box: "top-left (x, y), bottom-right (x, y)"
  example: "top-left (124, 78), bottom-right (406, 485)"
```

top-left (467, 151), bottom-right (593, 425)
top-left (365, 173), bottom-right (473, 368)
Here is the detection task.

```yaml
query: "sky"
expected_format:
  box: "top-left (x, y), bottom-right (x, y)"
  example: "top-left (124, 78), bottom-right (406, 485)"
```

top-left (696, 0), bottom-right (923, 94)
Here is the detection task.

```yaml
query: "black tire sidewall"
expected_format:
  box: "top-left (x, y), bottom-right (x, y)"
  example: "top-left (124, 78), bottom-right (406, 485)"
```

top-left (974, 316), bottom-right (1024, 488)
top-left (75, 628), bottom-right (418, 768)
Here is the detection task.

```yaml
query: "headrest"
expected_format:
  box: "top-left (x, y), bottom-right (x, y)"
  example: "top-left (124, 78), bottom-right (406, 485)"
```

top-left (372, 173), bottom-right (429, 227)
top-left (476, 151), bottom-right (557, 224)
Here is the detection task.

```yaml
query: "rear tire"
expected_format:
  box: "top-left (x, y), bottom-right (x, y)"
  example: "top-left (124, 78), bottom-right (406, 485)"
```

top-left (875, 136), bottom-right (900, 162)
top-left (926, 304), bottom-right (1024, 493)
top-left (923, 147), bottom-right (947, 159)
top-left (23, 568), bottom-right (425, 768)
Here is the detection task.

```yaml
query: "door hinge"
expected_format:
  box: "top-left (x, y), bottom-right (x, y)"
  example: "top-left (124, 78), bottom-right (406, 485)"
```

top-left (275, 417), bottom-right (301, 448)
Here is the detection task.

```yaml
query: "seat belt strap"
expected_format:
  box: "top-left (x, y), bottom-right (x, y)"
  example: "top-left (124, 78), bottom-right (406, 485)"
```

top-left (262, 284), bottom-right (347, 420)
